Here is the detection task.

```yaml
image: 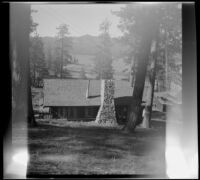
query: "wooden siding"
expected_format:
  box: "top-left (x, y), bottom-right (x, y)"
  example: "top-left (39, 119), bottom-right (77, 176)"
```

top-left (51, 106), bottom-right (99, 120)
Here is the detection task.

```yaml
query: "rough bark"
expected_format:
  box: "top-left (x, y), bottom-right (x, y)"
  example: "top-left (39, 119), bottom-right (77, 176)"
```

top-left (142, 40), bottom-right (158, 128)
top-left (148, 41), bottom-right (158, 128)
top-left (124, 9), bottom-right (159, 132)
top-left (124, 39), bottom-right (151, 132)
top-left (10, 3), bottom-right (37, 127)
top-left (28, 67), bottom-right (37, 127)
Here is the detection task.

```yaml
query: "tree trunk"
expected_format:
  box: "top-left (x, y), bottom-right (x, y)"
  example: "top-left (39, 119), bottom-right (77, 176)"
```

top-left (141, 78), bottom-right (151, 128)
top-left (148, 40), bottom-right (158, 128)
top-left (124, 41), bottom-right (151, 132)
top-left (10, 3), bottom-right (37, 128)
top-left (141, 40), bottom-right (158, 128)
top-left (28, 62), bottom-right (37, 127)
top-left (124, 8), bottom-right (159, 132)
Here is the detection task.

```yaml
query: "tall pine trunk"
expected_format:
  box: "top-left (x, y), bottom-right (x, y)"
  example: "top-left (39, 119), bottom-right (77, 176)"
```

top-left (28, 57), bottom-right (37, 127)
top-left (124, 7), bottom-right (159, 132)
top-left (125, 36), bottom-right (152, 132)
top-left (142, 40), bottom-right (158, 128)
top-left (148, 40), bottom-right (158, 127)
top-left (11, 3), bottom-right (37, 128)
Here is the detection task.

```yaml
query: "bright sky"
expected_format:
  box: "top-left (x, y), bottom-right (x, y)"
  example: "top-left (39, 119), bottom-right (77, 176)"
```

top-left (31, 3), bottom-right (125, 38)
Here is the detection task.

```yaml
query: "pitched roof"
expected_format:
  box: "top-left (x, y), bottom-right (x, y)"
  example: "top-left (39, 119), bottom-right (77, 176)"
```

top-left (44, 79), bottom-right (99, 107)
top-left (43, 79), bottom-right (149, 107)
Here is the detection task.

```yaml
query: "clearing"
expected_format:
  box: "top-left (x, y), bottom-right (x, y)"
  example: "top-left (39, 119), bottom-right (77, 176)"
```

top-left (26, 119), bottom-right (166, 177)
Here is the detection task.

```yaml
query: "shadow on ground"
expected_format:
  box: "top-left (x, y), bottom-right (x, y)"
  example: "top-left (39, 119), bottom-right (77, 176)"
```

top-left (26, 122), bottom-right (166, 176)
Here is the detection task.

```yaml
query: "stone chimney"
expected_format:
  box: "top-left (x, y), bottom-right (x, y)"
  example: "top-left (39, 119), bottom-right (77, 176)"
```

top-left (95, 79), bottom-right (117, 126)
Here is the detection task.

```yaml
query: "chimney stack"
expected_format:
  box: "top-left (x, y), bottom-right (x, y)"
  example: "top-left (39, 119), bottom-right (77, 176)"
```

top-left (95, 79), bottom-right (117, 126)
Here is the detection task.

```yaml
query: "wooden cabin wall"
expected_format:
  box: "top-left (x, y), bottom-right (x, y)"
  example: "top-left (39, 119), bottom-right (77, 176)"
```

top-left (50, 106), bottom-right (100, 120)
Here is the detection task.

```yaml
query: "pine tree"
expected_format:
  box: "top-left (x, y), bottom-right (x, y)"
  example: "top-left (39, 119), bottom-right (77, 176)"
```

top-left (94, 19), bottom-right (114, 80)
top-left (11, 3), bottom-right (37, 127)
top-left (113, 3), bottom-right (182, 131)
top-left (30, 33), bottom-right (46, 87)
top-left (114, 4), bottom-right (161, 131)
top-left (55, 24), bottom-right (73, 78)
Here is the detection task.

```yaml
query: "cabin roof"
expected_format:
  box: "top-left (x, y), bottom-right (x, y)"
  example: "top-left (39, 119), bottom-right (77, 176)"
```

top-left (43, 79), bottom-right (149, 107)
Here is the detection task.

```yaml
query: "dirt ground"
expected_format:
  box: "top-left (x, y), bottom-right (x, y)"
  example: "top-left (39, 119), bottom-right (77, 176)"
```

top-left (25, 120), bottom-right (166, 177)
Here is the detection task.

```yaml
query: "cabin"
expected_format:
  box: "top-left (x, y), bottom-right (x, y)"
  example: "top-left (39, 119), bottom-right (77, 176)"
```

top-left (43, 79), bottom-right (155, 124)
top-left (42, 76), bottom-right (181, 124)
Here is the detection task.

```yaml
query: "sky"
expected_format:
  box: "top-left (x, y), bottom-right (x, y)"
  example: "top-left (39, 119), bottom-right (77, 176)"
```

top-left (31, 3), bottom-right (126, 38)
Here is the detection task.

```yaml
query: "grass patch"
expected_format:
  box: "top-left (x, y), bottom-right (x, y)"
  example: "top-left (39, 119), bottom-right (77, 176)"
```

top-left (26, 120), bottom-right (166, 176)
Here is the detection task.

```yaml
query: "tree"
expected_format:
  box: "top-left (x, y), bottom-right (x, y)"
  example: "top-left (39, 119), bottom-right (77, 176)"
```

top-left (142, 40), bottom-right (158, 128)
top-left (114, 4), bottom-right (160, 132)
top-left (29, 7), bottom-right (39, 126)
top-left (114, 3), bottom-right (182, 131)
top-left (55, 23), bottom-right (73, 78)
top-left (147, 4), bottom-right (181, 127)
top-left (11, 3), bottom-right (37, 127)
top-left (94, 19), bottom-right (114, 79)
top-left (144, 4), bottom-right (182, 127)
top-left (157, 3), bottom-right (182, 91)
top-left (94, 19), bottom-right (118, 126)
top-left (30, 32), bottom-right (46, 87)
top-left (30, 9), bottom-right (38, 35)
top-left (46, 46), bottom-right (53, 70)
